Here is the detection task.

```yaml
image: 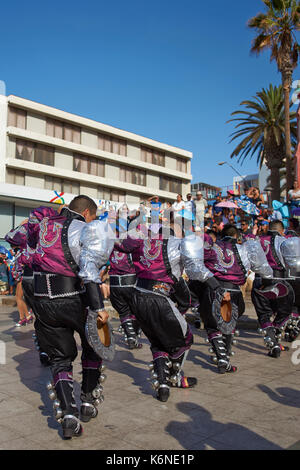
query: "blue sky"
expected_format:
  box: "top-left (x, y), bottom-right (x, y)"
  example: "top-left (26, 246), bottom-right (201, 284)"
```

top-left (1, 0), bottom-right (299, 190)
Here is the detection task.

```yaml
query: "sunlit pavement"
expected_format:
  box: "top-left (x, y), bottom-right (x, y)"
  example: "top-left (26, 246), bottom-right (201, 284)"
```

top-left (0, 302), bottom-right (299, 450)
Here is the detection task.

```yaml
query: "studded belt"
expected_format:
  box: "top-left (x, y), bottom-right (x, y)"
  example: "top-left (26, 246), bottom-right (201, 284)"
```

top-left (110, 274), bottom-right (136, 287)
top-left (34, 272), bottom-right (85, 299)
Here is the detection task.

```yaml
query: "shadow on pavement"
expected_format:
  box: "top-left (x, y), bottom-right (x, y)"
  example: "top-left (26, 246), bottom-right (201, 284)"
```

top-left (165, 401), bottom-right (283, 450)
top-left (257, 384), bottom-right (300, 409)
top-left (2, 325), bottom-right (62, 437)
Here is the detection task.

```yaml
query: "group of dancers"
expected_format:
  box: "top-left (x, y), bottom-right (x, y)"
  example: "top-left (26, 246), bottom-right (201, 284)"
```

top-left (4, 194), bottom-right (300, 439)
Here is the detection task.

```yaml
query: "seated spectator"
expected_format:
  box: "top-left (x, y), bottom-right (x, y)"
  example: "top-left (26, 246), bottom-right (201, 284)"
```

top-left (240, 218), bottom-right (252, 235)
top-left (288, 180), bottom-right (300, 207)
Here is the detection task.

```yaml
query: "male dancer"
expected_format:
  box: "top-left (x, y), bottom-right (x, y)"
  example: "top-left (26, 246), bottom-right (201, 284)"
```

top-left (26, 196), bottom-right (113, 439)
top-left (252, 220), bottom-right (296, 356)
top-left (282, 230), bottom-right (300, 340)
top-left (114, 214), bottom-right (218, 402)
top-left (109, 245), bottom-right (142, 349)
top-left (199, 224), bottom-right (273, 373)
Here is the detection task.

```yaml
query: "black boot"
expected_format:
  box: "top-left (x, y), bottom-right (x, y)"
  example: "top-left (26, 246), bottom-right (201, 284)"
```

top-left (209, 333), bottom-right (237, 373)
top-left (149, 356), bottom-right (171, 402)
top-left (46, 372), bottom-right (82, 439)
top-left (121, 318), bottom-right (142, 349)
top-left (61, 415), bottom-right (83, 439)
top-left (258, 324), bottom-right (281, 358)
top-left (169, 353), bottom-right (197, 389)
top-left (284, 314), bottom-right (300, 342)
top-left (222, 329), bottom-right (239, 360)
top-left (80, 363), bottom-right (106, 423)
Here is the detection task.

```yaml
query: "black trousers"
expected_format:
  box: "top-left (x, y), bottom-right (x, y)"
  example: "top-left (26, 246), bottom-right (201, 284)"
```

top-left (110, 286), bottom-right (136, 319)
top-left (251, 277), bottom-right (295, 325)
top-left (33, 295), bottom-right (101, 377)
top-left (198, 281), bottom-right (245, 335)
top-left (130, 289), bottom-right (193, 359)
top-left (289, 279), bottom-right (300, 314)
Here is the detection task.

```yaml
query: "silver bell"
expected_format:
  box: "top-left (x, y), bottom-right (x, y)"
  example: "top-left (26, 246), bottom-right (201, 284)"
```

top-left (48, 390), bottom-right (56, 400)
top-left (234, 330), bottom-right (240, 337)
top-left (151, 380), bottom-right (159, 390)
top-left (212, 356), bottom-right (218, 363)
top-left (230, 351), bottom-right (235, 356)
top-left (205, 338), bottom-right (210, 343)
top-left (101, 365), bottom-right (106, 372)
top-left (151, 372), bottom-right (158, 379)
top-left (209, 348), bottom-right (214, 353)
top-left (232, 339), bottom-right (237, 345)
top-left (53, 399), bottom-right (60, 409)
top-left (148, 362), bottom-right (154, 370)
top-left (55, 408), bottom-right (63, 420)
top-left (46, 381), bottom-right (54, 391)
top-left (165, 360), bottom-right (172, 369)
top-left (169, 375), bottom-right (178, 385)
top-left (92, 387), bottom-right (102, 399)
top-left (172, 362), bottom-right (181, 371)
top-left (100, 374), bottom-right (107, 383)
top-left (263, 330), bottom-right (267, 336)
top-left (258, 328), bottom-right (263, 334)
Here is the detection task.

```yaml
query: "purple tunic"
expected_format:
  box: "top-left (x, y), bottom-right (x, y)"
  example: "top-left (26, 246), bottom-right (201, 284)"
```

top-left (204, 239), bottom-right (247, 285)
top-left (109, 250), bottom-right (135, 276)
top-left (28, 206), bottom-right (77, 277)
top-left (116, 234), bottom-right (174, 284)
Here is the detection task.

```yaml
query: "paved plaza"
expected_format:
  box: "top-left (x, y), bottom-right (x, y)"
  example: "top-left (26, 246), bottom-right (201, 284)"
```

top-left (0, 299), bottom-right (300, 451)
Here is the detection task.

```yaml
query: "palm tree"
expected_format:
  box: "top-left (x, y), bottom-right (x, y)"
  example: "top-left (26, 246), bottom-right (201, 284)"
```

top-left (228, 84), bottom-right (297, 201)
top-left (248, 0), bottom-right (300, 198)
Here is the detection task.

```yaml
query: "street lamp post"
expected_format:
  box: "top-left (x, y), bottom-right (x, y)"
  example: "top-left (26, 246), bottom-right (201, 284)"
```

top-left (218, 161), bottom-right (248, 193)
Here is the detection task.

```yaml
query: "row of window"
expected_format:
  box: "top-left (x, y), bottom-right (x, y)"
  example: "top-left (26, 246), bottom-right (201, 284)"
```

top-left (6, 169), bottom-right (126, 202)
top-left (14, 139), bottom-right (181, 192)
top-left (8, 107), bottom-right (188, 171)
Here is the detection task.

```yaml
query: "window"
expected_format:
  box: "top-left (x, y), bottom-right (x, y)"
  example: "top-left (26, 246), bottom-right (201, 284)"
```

top-left (159, 176), bottom-right (181, 194)
top-left (16, 139), bottom-right (54, 166)
top-left (141, 147), bottom-right (165, 167)
top-left (98, 187), bottom-right (125, 202)
top-left (6, 168), bottom-right (25, 185)
top-left (8, 107), bottom-right (27, 129)
top-left (176, 157), bottom-right (187, 173)
top-left (98, 133), bottom-right (126, 156)
top-left (46, 118), bottom-right (81, 144)
top-left (120, 165), bottom-right (146, 186)
top-left (44, 176), bottom-right (80, 194)
top-left (73, 154), bottom-right (105, 177)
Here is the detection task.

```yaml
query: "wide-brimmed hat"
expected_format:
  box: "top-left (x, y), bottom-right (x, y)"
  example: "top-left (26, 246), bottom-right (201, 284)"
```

top-left (85, 308), bottom-right (115, 361)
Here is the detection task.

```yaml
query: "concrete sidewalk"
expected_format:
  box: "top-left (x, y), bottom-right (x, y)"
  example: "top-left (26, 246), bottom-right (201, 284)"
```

top-left (0, 303), bottom-right (299, 450)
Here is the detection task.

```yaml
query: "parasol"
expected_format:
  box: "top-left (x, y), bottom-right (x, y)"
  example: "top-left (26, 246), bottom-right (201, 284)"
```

top-left (215, 201), bottom-right (238, 209)
top-left (235, 198), bottom-right (260, 216)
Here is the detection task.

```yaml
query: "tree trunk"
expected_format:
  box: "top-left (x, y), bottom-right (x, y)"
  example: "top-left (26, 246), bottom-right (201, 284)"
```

top-left (270, 165), bottom-right (281, 201)
top-left (282, 71), bottom-right (293, 200)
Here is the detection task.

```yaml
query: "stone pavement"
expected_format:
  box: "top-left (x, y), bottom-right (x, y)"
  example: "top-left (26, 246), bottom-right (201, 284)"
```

top-left (0, 302), bottom-right (300, 450)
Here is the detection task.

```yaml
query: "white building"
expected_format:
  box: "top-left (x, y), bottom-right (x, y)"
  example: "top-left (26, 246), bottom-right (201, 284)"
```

top-left (0, 94), bottom-right (192, 240)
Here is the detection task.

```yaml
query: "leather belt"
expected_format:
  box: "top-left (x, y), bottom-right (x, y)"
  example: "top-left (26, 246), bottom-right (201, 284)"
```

top-left (110, 274), bottom-right (136, 287)
top-left (136, 278), bottom-right (172, 296)
top-left (34, 272), bottom-right (85, 299)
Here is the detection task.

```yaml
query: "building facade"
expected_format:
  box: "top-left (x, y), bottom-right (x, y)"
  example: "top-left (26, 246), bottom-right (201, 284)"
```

top-left (0, 94), bottom-right (192, 239)
top-left (191, 182), bottom-right (221, 200)
top-left (233, 174), bottom-right (259, 195)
